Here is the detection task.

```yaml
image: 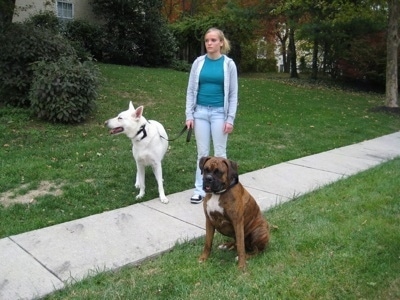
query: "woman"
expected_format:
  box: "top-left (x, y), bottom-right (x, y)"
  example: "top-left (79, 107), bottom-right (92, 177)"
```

top-left (185, 28), bottom-right (238, 204)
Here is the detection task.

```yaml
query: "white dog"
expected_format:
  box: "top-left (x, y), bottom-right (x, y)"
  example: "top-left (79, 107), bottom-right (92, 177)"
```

top-left (105, 101), bottom-right (169, 204)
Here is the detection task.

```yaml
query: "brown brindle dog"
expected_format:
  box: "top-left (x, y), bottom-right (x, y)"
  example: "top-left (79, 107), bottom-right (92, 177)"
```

top-left (198, 156), bottom-right (270, 270)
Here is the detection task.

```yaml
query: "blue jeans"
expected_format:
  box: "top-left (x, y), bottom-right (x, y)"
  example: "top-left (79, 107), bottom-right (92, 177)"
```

top-left (193, 105), bottom-right (228, 196)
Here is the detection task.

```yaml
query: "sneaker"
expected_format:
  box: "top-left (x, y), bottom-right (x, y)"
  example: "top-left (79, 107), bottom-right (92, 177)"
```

top-left (190, 194), bottom-right (203, 204)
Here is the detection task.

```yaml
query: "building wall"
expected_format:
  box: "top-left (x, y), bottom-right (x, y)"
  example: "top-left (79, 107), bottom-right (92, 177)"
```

top-left (12, 0), bottom-right (96, 23)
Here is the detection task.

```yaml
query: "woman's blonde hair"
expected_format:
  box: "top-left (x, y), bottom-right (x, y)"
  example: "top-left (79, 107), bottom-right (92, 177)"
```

top-left (204, 28), bottom-right (231, 54)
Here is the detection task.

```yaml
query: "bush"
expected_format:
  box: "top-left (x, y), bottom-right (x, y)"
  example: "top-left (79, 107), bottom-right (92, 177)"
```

top-left (169, 59), bottom-right (191, 72)
top-left (24, 10), bottom-right (61, 32)
top-left (0, 23), bottom-right (77, 107)
top-left (64, 19), bottom-right (106, 60)
top-left (141, 25), bottom-right (178, 67)
top-left (25, 12), bottom-right (94, 61)
top-left (91, 0), bottom-right (177, 67)
top-left (240, 42), bottom-right (277, 73)
top-left (29, 57), bottom-right (100, 124)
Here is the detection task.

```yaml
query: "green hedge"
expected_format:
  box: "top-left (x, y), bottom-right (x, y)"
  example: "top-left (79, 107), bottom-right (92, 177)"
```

top-left (29, 57), bottom-right (100, 124)
top-left (0, 23), bottom-right (78, 107)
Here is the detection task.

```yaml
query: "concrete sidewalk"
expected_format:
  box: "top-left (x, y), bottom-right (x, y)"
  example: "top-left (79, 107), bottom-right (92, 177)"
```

top-left (1, 132), bottom-right (400, 300)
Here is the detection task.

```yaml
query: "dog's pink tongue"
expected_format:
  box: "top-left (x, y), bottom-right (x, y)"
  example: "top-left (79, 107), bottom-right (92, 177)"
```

top-left (110, 127), bottom-right (123, 134)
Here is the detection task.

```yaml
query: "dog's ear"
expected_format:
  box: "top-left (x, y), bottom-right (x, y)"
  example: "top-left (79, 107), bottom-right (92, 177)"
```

top-left (129, 101), bottom-right (135, 110)
top-left (133, 106), bottom-right (144, 119)
top-left (199, 156), bottom-right (211, 174)
top-left (227, 159), bottom-right (238, 183)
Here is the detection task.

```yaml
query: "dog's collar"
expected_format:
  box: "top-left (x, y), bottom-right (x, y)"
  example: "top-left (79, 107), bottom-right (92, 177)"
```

top-left (135, 124), bottom-right (147, 140)
top-left (214, 177), bottom-right (239, 194)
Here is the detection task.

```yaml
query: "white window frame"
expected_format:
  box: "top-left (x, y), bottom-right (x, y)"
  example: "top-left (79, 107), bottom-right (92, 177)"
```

top-left (56, 0), bottom-right (74, 20)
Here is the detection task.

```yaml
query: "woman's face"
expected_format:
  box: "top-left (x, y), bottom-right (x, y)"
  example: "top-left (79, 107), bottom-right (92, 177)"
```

top-left (204, 31), bottom-right (223, 55)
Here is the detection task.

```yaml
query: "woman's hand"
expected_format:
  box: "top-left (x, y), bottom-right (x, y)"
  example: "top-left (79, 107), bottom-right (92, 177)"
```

top-left (186, 119), bottom-right (194, 129)
top-left (224, 122), bottom-right (233, 134)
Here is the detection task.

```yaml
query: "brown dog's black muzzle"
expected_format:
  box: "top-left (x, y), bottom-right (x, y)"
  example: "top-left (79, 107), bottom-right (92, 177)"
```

top-left (205, 174), bottom-right (213, 183)
top-left (203, 173), bottom-right (226, 194)
top-left (203, 174), bottom-right (213, 192)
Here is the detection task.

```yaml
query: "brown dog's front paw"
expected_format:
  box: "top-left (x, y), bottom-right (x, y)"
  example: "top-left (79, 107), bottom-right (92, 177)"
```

top-left (198, 253), bottom-right (209, 263)
top-left (236, 256), bottom-right (248, 270)
top-left (237, 257), bottom-right (247, 270)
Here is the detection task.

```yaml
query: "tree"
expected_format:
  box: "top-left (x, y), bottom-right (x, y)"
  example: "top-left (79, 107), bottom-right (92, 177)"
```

top-left (0, 0), bottom-right (15, 29)
top-left (169, 2), bottom-right (258, 67)
top-left (288, 27), bottom-right (298, 78)
top-left (274, 22), bottom-right (289, 73)
top-left (92, 0), bottom-right (177, 66)
top-left (385, 0), bottom-right (399, 107)
top-left (272, 0), bottom-right (306, 77)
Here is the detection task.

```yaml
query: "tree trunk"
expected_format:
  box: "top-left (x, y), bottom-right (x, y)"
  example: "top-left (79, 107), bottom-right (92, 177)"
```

top-left (276, 33), bottom-right (288, 73)
top-left (311, 38), bottom-right (319, 80)
top-left (282, 42), bottom-right (289, 73)
top-left (285, 39), bottom-right (290, 73)
top-left (0, 0), bottom-right (16, 28)
top-left (385, 0), bottom-right (399, 108)
top-left (322, 42), bottom-right (329, 74)
top-left (289, 28), bottom-right (298, 78)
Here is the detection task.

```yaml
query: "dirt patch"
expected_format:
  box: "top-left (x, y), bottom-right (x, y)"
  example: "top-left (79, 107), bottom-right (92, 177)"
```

top-left (0, 181), bottom-right (63, 208)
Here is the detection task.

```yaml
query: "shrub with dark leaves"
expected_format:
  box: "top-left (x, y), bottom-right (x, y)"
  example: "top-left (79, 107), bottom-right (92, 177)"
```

top-left (64, 19), bottom-right (106, 60)
top-left (0, 23), bottom-right (77, 107)
top-left (29, 57), bottom-right (100, 124)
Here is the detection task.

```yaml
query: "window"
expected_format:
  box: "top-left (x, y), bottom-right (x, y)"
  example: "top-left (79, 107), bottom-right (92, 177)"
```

top-left (57, 1), bottom-right (73, 20)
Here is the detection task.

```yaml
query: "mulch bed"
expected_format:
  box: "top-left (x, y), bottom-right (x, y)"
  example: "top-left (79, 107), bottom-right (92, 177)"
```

top-left (369, 106), bottom-right (400, 116)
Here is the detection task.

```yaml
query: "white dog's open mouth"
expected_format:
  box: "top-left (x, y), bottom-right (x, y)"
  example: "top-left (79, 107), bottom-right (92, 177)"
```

top-left (110, 127), bottom-right (124, 134)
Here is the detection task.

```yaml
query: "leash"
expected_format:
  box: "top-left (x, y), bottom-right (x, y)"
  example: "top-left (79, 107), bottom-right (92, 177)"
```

top-left (161, 125), bottom-right (192, 142)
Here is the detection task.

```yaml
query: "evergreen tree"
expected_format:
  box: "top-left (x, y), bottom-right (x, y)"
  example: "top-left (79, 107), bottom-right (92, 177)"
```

top-left (92, 0), bottom-right (177, 66)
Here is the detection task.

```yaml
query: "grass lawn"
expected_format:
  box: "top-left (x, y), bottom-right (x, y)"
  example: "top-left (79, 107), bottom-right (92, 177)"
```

top-left (1, 64), bottom-right (400, 298)
top-left (1, 63), bottom-right (399, 238)
top-left (44, 157), bottom-right (400, 299)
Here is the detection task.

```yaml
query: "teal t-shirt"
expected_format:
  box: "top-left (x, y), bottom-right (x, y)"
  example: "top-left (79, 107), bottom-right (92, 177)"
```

top-left (197, 56), bottom-right (224, 107)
